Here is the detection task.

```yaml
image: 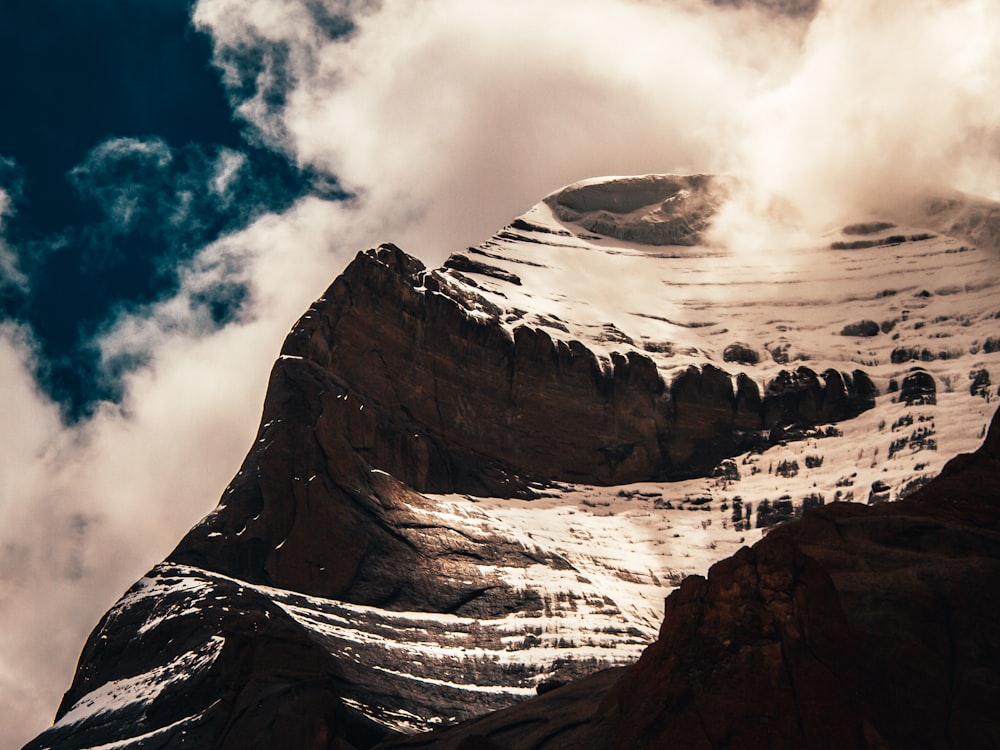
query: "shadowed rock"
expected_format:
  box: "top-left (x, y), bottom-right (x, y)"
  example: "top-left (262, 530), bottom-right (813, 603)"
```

top-left (25, 235), bottom-right (885, 750)
top-left (900, 368), bottom-right (937, 406)
top-left (546, 174), bottom-right (729, 246)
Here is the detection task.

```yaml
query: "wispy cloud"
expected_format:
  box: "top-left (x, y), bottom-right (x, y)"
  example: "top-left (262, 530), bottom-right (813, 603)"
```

top-left (67, 136), bottom-right (300, 269)
top-left (3, 134), bottom-right (342, 411)
top-left (195, 0), bottom-right (785, 256)
top-left (0, 157), bottom-right (28, 291)
top-left (716, 0), bottom-right (1000, 239)
top-left (199, 0), bottom-right (1000, 254)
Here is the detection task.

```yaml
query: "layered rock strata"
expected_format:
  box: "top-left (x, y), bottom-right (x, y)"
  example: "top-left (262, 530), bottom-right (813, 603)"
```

top-left (379, 408), bottom-right (1000, 750)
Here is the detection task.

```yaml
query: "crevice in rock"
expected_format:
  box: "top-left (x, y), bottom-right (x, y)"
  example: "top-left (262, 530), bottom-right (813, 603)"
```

top-left (444, 587), bottom-right (501, 615)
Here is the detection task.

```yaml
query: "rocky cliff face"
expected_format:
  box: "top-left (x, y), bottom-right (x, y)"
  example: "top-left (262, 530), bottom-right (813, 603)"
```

top-left (169, 235), bottom-right (878, 603)
top-left (234, 241), bottom-right (878, 491)
top-left (26, 175), bottom-right (1000, 749)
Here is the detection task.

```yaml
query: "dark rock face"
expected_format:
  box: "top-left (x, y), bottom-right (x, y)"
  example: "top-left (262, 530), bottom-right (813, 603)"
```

top-left (167, 245), bottom-right (878, 603)
top-left (969, 367), bottom-right (991, 398)
top-left (27, 164), bottom-right (1000, 750)
top-left (614, 538), bottom-right (862, 750)
top-left (840, 319), bottom-right (880, 337)
top-left (900, 368), bottom-right (937, 405)
top-left (723, 341), bottom-right (760, 364)
top-left (760, 367), bottom-right (876, 432)
top-left (442, 253), bottom-right (522, 285)
top-left (160, 244), bottom-right (877, 608)
top-left (25, 244), bottom-right (879, 750)
top-left (26, 566), bottom-right (386, 750)
top-left (166, 332), bottom-right (572, 606)
top-left (268, 244), bottom-right (874, 496)
top-left (843, 221), bottom-right (897, 235)
top-left (378, 409), bottom-right (1000, 750)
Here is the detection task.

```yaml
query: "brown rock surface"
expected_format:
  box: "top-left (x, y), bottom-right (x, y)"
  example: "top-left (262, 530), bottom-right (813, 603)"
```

top-left (26, 176), bottom-right (1000, 750)
top-left (26, 565), bottom-right (388, 750)
top-left (30, 239), bottom-right (882, 750)
top-left (264, 243), bottom-right (874, 493)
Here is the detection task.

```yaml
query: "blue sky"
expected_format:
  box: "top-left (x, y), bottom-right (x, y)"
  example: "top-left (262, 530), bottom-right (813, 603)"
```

top-left (0, 0), bottom-right (346, 415)
top-left (3, 0), bottom-right (999, 746)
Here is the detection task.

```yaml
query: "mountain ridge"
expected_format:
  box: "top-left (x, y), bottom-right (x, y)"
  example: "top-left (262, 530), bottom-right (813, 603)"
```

top-left (26, 174), bottom-right (1000, 749)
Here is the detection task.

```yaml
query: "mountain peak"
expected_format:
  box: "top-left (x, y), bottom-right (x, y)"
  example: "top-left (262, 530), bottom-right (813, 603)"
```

top-left (27, 174), bottom-right (1000, 749)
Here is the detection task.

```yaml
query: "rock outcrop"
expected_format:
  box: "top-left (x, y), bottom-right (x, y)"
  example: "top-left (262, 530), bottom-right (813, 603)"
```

top-left (165, 242), bottom-right (878, 604)
top-left (545, 174), bottom-right (727, 246)
top-left (30, 567), bottom-right (385, 750)
top-left (155, 238), bottom-right (880, 624)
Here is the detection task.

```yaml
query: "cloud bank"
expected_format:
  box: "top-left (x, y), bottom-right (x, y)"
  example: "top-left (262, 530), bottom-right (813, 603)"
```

top-left (198, 0), bottom-right (1000, 254)
top-left (722, 0), bottom-right (1000, 237)
top-left (0, 196), bottom-right (367, 746)
top-left (3, 0), bottom-right (1000, 745)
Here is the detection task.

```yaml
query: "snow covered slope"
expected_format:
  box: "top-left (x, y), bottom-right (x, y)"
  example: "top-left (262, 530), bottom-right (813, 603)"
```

top-left (29, 175), bottom-right (1000, 749)
top-left (442, 174), bottom-right (999, 505)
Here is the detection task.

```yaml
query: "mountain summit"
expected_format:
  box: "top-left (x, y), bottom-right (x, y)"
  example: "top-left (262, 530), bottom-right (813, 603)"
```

top-left (27, 175), bottom-right (1000, 749)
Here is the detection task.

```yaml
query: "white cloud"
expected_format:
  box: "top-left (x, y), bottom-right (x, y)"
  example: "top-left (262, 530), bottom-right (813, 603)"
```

top-left (719, 0), bottom-right (1000, 236)
top-left (199, 0), bottom-right (1000, 256)
top-left (210, 147), bottom-right (249, 202)
top-left (5, 0), bottom-right (1000, 745)
top-left (196, 0), bottom-right (801, 258)
top-left (0, 198), bottom-right (362, 747)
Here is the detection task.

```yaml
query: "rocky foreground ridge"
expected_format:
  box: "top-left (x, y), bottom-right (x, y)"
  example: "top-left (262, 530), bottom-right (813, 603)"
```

top-left (27, 175), bottom-right (1000, 749)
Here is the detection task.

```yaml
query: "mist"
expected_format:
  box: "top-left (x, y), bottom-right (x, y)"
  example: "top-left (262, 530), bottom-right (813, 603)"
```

top-left (3, 0), bottom-right (1000, 745)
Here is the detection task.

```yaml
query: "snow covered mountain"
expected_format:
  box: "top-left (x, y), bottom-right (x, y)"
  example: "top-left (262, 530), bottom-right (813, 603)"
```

top-left (27, 175), bottom-right (1000, 749)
